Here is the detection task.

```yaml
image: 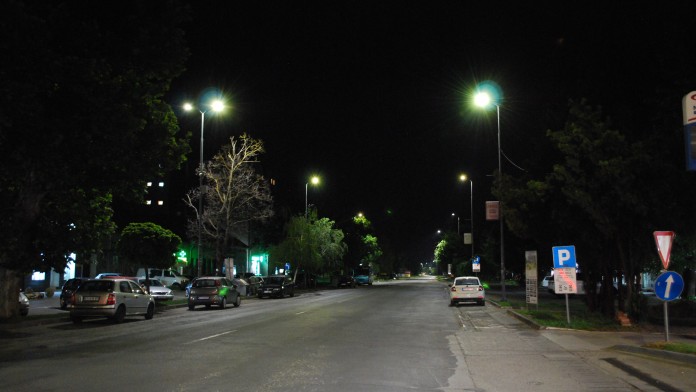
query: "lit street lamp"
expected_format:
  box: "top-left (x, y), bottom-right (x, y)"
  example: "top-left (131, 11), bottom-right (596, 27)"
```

top-left (305, 175), bottom-right (320, 218)
top-left (184, 99), bottom-right (225, 277)
top-left (451, 213), bottom-right (460, 235)
top-left (474, 85), bottom-right (506, 301)
top-left (458, 174), bottom-right (474, 259)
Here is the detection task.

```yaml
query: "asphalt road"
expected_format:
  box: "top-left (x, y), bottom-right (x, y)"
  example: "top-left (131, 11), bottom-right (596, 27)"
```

top-left (1, 278), bottom-right (694, 391)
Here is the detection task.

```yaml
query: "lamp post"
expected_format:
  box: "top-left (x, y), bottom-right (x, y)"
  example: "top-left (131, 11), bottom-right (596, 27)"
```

top-left (451, 213), bottom-right (460, 235)
top-left (305, 175), bottom-right (320, 219)
top-left (474, 89), bottom-right (506, 301)
top-left (459, 174), bottom-right (474, 259)
top-left (184, 99), bottom-right (225, 278)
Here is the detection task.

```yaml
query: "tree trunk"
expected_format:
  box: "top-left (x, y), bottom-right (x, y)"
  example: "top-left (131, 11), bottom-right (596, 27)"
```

top-left (0, 267), bottom-right (22, 320)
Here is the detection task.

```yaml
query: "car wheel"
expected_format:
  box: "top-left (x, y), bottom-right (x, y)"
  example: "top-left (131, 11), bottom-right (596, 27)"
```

top-left (71, 315), bottom-right (83, 324)
top-left (449, 300), bottom-right (455, 307)
top-left (257, 294), bottom-right (263, 299)
top-left (112, 305), bottom-right (126, 323)
top-left (171, 283), bottom-right (181, 290)
top-left (233, 294), bottom-right (241, 307)
top-left (145, 303), bottom-right (155, 319)
top-left (205, 304), bottom-right (211, 308)
top-left (60, 298), bottom-right (67, 310)
top-left (289, 290), bottom-right (294, 297)
top-left (220, 297), bottom-right (226, 309)
top-left (188, 303), bottom-right (195, 310)
top-left (479, 300), bottom-right (485, 306)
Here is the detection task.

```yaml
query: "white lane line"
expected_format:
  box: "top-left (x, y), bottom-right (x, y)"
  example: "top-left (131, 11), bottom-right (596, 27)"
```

top-left (295, 311), bottom-right (306, 315)
top-left (186, 330), bottom-right (237, 344)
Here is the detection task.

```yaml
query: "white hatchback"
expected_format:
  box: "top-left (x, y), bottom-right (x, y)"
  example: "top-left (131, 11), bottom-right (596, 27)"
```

top-left (448, 276), bottom-right (485, 306)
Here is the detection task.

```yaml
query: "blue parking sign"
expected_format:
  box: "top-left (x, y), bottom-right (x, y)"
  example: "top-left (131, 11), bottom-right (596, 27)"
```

top-left (552, 246), bottom-right (576, 269)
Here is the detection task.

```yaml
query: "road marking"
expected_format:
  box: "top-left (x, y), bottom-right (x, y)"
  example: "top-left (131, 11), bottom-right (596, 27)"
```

top-left (186, 330), bottom-right (237, 344)
top-left (295, 311), bottom-right (306, 315)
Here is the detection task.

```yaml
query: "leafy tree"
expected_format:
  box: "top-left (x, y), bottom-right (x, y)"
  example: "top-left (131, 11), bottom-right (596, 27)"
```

top-left (184, 134), bottom-right (274, 274)
top-left (0, 1), bottom-right (190, 319)
top-left (117, 222), bottom-right (182, 275)
top-left (270, 213), bottom-right (346, 280)
top-left (434, 231), bottom-right (467, 276)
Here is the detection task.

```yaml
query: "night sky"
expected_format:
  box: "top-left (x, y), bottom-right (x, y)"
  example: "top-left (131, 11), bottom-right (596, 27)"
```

top-left (167, 1), bottom-right (696, 266)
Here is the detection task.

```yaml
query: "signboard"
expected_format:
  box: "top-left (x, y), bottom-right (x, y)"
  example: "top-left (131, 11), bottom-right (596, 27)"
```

top-left (552, 246), bottom-right (577, 269)
top-left (463, 232), bottom-right (472, 245)
top-left (654, 271), bottom-right (684, 302)
top-left (553, 267), bottom-right (577, 294)
top-left (683, 91), bottom-right (696, 170)
top-left (653, 231), bottom-right (675, 270)
top-left (485, 201), bottom-right (499, 221)
top-left (525, 251), bottom-right (538, 305)
top-left (472, 255), bottom-right (480, 272)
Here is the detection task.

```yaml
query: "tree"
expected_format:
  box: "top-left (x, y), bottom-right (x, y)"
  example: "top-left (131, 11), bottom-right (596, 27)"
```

top-left (434, 231), bottom-right (468, 277)
top-left (184, 134), bottom-right (274, 274)
top-left (0, 1), bottom-right (190, 319)
top-left (270, 214), bottom-right (347, 279)
top-left (117, 222), bottom-right (182, 275)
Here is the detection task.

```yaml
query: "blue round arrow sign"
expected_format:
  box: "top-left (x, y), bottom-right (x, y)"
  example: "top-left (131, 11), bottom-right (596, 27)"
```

top-left (654, 271), bottom-right (684, 302)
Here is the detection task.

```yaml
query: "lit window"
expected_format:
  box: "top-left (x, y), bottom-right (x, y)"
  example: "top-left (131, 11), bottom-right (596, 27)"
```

top-left (158, 182), bottom-right (164, 187)
top-left (157, 200), bottom-right (164, 206)
top-left (31, 271), bottom-right (45, 281)
top-left (147, 182), bottom-right (152, 187)
top-left (146, 200), bottom-right (152, 205)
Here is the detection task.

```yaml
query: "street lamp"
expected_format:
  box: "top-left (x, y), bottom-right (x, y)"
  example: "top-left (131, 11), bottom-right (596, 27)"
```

top-left (474, 86), bottom-right (506, 301)
top-left (184, 99), bottom-right (225, 277)
top-left (451, 213), bottom-right (460, 235)
top-left (458, 174), bottom-right (474, 259)
top-left (305, 175), bottom-right (320, 219)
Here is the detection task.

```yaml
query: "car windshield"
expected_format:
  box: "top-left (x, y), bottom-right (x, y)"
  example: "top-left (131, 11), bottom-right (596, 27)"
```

top-left (193, 279), bottom-right (220, 288)
top-left (140, 279), bottom-right (163, 286)
top-left (455, 278), bottom-right (480, 286)
top-left (265, 277), bottom-right (285, 284)
top-left (80, 280), bottom-right (114, 292)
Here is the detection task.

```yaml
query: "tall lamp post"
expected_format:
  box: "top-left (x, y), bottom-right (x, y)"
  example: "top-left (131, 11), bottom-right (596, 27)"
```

top-left (459, 174), bottom-right (474, 259)
top-left (305, 175), bottom-right (320, 219)
top-left (474, 89), bottom-right (506, 301)
top-left (184, 99), bottom-right (225, 277)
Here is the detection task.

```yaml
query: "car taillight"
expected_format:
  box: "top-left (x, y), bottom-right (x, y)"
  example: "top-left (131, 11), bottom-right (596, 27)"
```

top-left (478, 286), bottom-right (484, 291)
top-left (450, 286), bottom-right (457, 292)
top-left (107, 293), bottom-right (116, 305)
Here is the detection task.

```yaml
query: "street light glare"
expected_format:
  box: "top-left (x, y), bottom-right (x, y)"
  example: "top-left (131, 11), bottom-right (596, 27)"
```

top-left (211, 100), bottom-right (225, 112)
top-left (474, 92), bottom-right (491, 108)
top-left (459, 173), bottom-right (467, 182)
top-left (183, 102), bottom-right (194, 112)
top-left (310, 176), bottom-right (320, 185)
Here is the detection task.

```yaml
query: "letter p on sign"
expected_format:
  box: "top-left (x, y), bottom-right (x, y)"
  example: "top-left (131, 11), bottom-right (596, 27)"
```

top-left (553, 246), bottom-right (577, 269)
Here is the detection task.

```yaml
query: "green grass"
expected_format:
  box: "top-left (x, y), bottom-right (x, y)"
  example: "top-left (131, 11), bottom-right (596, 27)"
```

top-left (644, 341), bottom-right (696, 355)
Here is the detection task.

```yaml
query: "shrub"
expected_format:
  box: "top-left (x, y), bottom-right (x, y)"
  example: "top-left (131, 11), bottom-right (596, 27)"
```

top-left (45, 287), bottom-right (55, 298)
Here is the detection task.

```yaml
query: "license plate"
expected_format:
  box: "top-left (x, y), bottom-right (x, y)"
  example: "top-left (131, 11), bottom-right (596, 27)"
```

top-left (84, 296), bottom-right (99, 301)
top-left (462, 288), bottom-right (474, 291)
top-left (198, 296), bottom-right (209, 300)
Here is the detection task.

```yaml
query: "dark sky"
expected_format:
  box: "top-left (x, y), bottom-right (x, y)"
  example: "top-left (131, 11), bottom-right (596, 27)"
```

top-left (168, 1), bottom-right (695, 266)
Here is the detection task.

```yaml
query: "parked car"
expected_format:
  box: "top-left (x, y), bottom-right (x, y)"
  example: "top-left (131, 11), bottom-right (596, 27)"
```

top-left (243, 275), bottom-right (264, 296)
top-left (337, 275), bottom-right (356, 288)
top-left (257, 275), bottom-right (295, 298)
top-left (95, 273), bottom-right (122, 279)
top-left (70, 278), bottom-right (155, 323)
top-left (19, 290), bottom-right (29, 316)
top-left (188, 276), bottom-right (241, 310)
top-left (540, 274), bottom-right (552, 288)
top-left (137, 278), bottom-right (174, 301)
top-left (60, 277), bottom-right (91, 309)
top-left (137, 268), bottom-right (189, 290)
top-left (448, 276), bottom-right (485, 306)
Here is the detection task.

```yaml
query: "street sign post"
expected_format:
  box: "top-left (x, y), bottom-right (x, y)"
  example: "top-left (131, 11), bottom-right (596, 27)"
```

top-left (472, 255), bottom-right (480, 272)
top-left (655, 271), bottom-right (685, 341)
top-left (552, 245), bottom-right (578, 325)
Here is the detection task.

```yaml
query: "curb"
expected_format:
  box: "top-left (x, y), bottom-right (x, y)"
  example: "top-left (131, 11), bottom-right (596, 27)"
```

top-left (609, 345), bottom-right (696, 367)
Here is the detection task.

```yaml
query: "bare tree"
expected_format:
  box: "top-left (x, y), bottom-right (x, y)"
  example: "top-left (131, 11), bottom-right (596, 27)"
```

top-left (184, 134), bottom-right (273, 273)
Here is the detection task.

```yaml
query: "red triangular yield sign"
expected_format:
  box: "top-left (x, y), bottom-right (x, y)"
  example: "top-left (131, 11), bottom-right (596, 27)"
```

top-left (653, 231), bottom-right (675, 270)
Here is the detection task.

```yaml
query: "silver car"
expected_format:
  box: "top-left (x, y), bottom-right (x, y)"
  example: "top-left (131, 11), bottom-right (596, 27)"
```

top-left (70, 278), bottom-right (155, 323)
top-left (137, 278), bottom-right (174, 301)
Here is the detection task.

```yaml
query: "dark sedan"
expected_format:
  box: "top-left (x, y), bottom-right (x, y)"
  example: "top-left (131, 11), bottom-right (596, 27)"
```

top-left (257, 275), bottom-right (295, 298)
top-left (337, 275), bottom-right (356, 288)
